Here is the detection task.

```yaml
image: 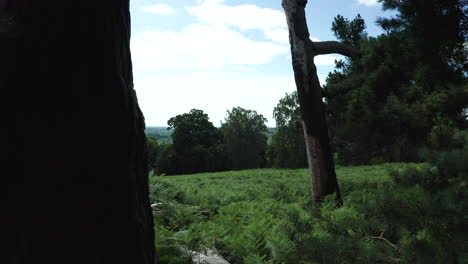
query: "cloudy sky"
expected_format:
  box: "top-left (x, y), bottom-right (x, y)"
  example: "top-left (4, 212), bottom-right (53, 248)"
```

top-left (130, 0), bottom-right (390, 127)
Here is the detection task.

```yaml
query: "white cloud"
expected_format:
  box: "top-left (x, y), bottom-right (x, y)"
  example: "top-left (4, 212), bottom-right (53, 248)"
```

top-left (357, 0), bottom-right (380, 6)
top-left (131, 24), bottom-right (288, 71)
top-left (141, 4), bottom-right (176, 15)
top-left (135, 71), bottom-right (296, 126)
top-left (186, 0), bottom-right (300, 46)
top-left (132, 0), bottom-right (330, 71)
top-left (264, 28), bottom-right (289, 45)
top-left (186, 0), bottom-right (286, 31)
top-left (231, 66), bottom-right (256, 72)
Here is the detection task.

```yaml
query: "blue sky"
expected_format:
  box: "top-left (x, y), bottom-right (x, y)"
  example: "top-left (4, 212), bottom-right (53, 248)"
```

top-left (130, 0), bottom-right (392, 127)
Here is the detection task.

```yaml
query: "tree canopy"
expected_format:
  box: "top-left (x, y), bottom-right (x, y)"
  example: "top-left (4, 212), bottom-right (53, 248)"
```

top-left (270, 92), bottom-right (307, 168)
top-left (324, 0), bottom-right (468, 165)
top-left (222, 107), bottom-right (268, 170)
top-left (165, 109), bottom-right (227, 174)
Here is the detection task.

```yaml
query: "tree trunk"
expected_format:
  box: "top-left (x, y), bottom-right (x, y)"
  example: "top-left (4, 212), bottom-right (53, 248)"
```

top-left (1, 1), bottom-right (157, 263)
top-left (282, 0), bottom-right (357, 203)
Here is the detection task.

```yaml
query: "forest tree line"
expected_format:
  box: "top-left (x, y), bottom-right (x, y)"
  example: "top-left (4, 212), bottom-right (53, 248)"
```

top-left (146, 106), bottom-right (299, 175)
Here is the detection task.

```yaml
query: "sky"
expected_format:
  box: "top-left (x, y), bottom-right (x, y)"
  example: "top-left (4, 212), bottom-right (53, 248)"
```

top-left (130, 0), bottom-right (392, 127)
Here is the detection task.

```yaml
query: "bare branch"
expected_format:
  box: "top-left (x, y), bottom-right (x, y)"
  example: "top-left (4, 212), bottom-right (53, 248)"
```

top-left (366, 231), bottom-right (400, 251)
top-left (312, 40), bottom-right (360, 58)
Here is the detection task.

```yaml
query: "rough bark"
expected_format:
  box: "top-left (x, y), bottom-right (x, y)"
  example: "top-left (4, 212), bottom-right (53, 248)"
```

top-left (1, 1), bottom-right (157, 263)
top-left (282, 0), bottom-right (352, 203)
top-left (313, 40), bottom-right (360, 57)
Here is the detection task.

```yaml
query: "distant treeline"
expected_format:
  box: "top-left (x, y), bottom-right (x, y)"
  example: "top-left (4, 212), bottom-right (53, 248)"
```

top-left (145, 127), bottom-right (276, 144)
top-left (146, 106), bottom-right (305, 175)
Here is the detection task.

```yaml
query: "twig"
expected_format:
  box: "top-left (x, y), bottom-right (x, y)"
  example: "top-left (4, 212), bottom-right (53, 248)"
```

top-left (365, 230), bottom-right (400, 252)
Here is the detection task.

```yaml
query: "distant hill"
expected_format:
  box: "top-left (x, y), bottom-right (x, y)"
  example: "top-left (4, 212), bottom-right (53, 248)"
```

top-left (145, 126), bottom-right (173, 143)
top-left (267, 127), bottom-right (277, 142)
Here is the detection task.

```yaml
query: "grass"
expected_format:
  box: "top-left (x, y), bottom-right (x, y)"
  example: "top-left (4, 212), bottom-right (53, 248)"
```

top-left (149, 163), bottom-right (415, 263)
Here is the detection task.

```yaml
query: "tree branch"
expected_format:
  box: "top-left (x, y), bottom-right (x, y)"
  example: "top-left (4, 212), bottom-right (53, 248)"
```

top-left (312, 40), bottom-right (360, 57)
top-left (365, 231), bottom-right (400, 251)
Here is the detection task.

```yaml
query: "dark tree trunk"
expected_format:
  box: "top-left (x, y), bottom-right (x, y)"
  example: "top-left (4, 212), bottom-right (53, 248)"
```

top-left (282, 0), bottom-right (358, 203)
top-left (1, 1), bottom-right (157, 263)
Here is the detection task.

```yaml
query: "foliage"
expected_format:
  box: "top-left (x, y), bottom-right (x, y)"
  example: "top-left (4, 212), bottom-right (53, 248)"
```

top-left (332, 14), bottom-right (367, 47)
top-left (221, 107), bottom-right (268, 170)
top-left (427, 115), bottom-right (468, 151)
top-left (378, 0), bottom-right (467, 75)
top-left (269, 92), bottom-right (307, 169)
top-left (153, 143), bottom-right (178, 176)
top-left (168, 109), bottom-right (220, 155)
top-left (151, 161), bottom-right (467, 263)
top-left (324, 2), bottom-right (468, 165)
top-left (147, 136), bottom-right (159, 172)
top-left (164, 109), bottom-right (229, 175)
top-left (146, 111), bottom-right (284, 175)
